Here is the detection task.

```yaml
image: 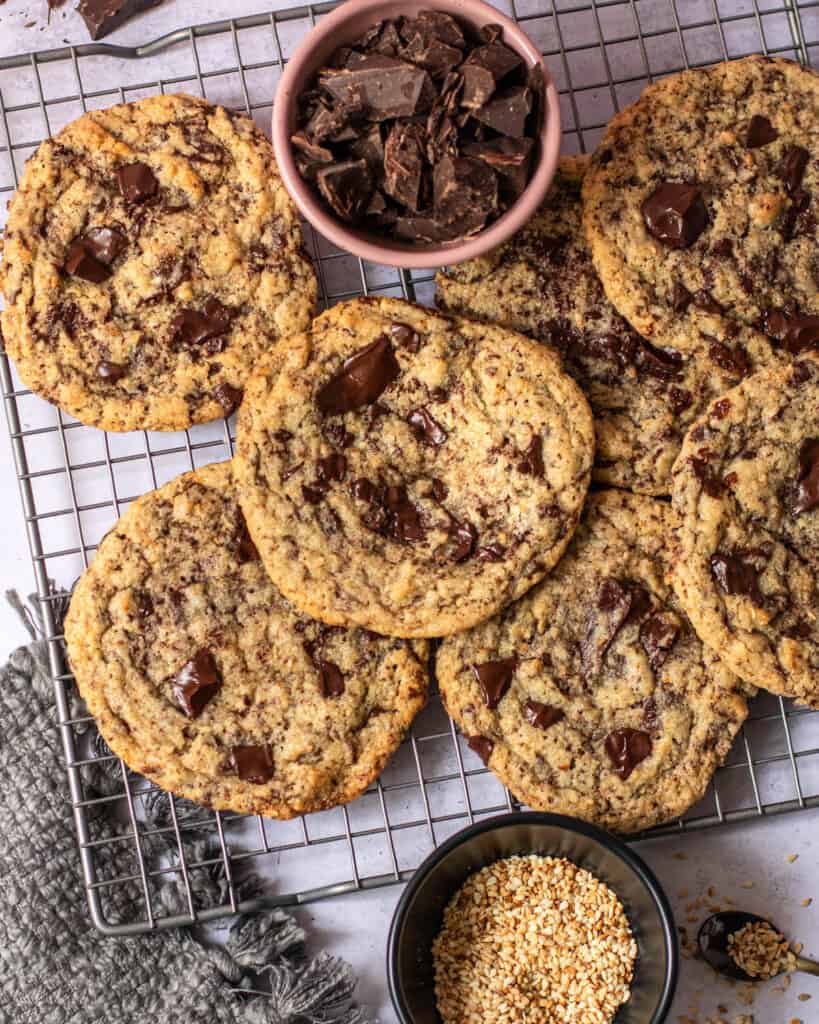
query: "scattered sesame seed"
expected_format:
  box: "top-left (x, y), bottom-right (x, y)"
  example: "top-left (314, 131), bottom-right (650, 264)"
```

top-left (802, 898), bottom-right (813, 907)
top-left (788, 854), bottom-right (799, 863)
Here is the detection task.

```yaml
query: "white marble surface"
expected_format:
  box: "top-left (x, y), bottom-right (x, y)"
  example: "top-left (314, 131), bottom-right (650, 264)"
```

top-left (1, 2), bottom-right (818, 1023)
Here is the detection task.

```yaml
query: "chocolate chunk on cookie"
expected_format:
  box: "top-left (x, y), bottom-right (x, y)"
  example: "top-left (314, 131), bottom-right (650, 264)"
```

top-left (437, 489), bottom-right (748, 833)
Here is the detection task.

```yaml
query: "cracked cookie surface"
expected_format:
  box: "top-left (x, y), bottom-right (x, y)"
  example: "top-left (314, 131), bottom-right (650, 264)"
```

top-left (671, 355), bottom-right (819, 706)
top-left (64, 462), bottom-right (428, 818)
top-left (0, 93), bottom-right (316, 431)
top-left (233, 296), bottom-right (594, 638)
top-left (437, 157), bottom-right (783, 496)
top-left (437, 489), bottom-right (748, 833)
top-left (583, 56), bottom-right (818, 363)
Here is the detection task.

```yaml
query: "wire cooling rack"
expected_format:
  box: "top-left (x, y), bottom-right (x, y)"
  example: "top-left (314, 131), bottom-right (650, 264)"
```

top-left (1, 0), bottom-right (819, 937)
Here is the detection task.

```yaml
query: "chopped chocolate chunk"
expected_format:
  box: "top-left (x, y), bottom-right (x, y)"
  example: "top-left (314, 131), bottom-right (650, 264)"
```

top-left (605, 729), bottom-right (652, 780)
top-left (671, 281), bottom-right (693, 313)
top-left (467, 734), bottom-right (494, 764)
top-left (708, 339), bottom-right (750, 377)
top-left (172, 649), bottom-right (221, 719)
top-left (316, 160), bottom-right (374, 222)
top-left (694, 290), bottom-right (722, 315)
top-left (116, 161), bottom-right (158, 203)
top-left (668, 386), bottom-right (693, 415)
top-left (481, 23), bottom-right (503, 43)
top-left (690, 457), bottom-right (724, 499)
top-left (582, 578), bottom-right (635, 679)
top-left (383, 121), bottom-right (425, 211)
top-left (291, 130), bottom-right (333, 165)
top-left (472, 656), bottom-right (517, 709)
top-left (316, 452), bottom-right (348, 484)
top-left (231, 744), bottom-right (274, 784)
top-left (170, 297), bottom-right (233, 353)
top-left (320, 55), bottom-right (434, 120)
top-left (790, 438), bottom-right (819, 515)
top-left (317, 335), bottom-right (400, 414)
top-left (474, 86), bottom-right (532, 139)
top-left (401, 31), bottom-right (463, 78)
top-left (430, 478), bottom-right (448, 502)
top-left (96, 360), bottom-right (126, 382)
top-left (349, 123), bottom-right (384, 170)
top-left (433, 154), bottom-right (498, 236)
top-left (779, 145), bottom-right (809, 195)
top-left (214, 382), bottom-right (243, 415)
top-left (408, 406), bottom-right (447, 445)
top-left (641, 182), bottom-right (708, 248)
top-left (383, 484), bottom-right (425, 542)
top-left (64, 240), bottom-right (112, 284)
top-left (236, 514), bottom-right (259, 562)
top-left (464, 137), bottom-right (533, 202)
top-left (351, 477), bottom-right (376, 502)
top-left (449, 516), bottom-right (477, 562)
top-left (77, 0), bottom-right (160, 40)
top-left (305, 102), bottom-right (358, 144)
top-left (390, 321), bottom-right (421, 352)
top-left (763, 310), bottom-right (819, 355)
top-left (523, 699), bottom-right (564, 730)
top-left (463, 40), bottom-right (521, 86)
top-left (518, 435), bottom-right (544, 477)
top-left (413, 11), bottom-right (465, 48)
top-left (302, 484), bottom-right (325, 505)
top-left (323, 422), bottom-right (354, 449)
top-left (746, 114), bottom-right (777, 149)
top-left (82, 226), bottom-right (127, 265)
top-left (476, 542), bottom-right (505, 562)
top-left (710, 550), bottom-right (765, 607)
top-left (318, 659), bottom-right (345, 698)
top-left (393, 215), bottom-right (464, 243)
top-left (639, 612), bottom-right (679, 672)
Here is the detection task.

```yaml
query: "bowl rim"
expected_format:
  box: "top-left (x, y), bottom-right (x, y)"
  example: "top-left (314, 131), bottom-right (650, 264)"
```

top-left (270, 0), bottom-right (562, 269)
top-left (386, 810), bottom-right (679, 1024)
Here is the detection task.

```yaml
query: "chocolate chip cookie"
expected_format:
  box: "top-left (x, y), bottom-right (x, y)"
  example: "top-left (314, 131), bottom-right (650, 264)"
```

top-left (1, 93), bottom-right (316, 431)
top-left (437, 489), bottom-right (748, 833)
top-left (64, 462), bottom-right (428, 818)
top-left (438, 156), bottom-right (783, 495)
top-left (233, 296), bottom-right (594, 638)
top-left (582, 56), bottom-right (818, 366)
top-left (671, 355), bottom-right (819, 706)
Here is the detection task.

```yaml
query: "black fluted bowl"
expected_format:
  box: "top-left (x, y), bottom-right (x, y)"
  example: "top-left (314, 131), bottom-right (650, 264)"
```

top-left (387, 812), bottom-right (678, 1024)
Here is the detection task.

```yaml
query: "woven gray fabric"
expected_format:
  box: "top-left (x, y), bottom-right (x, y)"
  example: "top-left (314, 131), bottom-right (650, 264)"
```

top-left (0, 594), bottom-right (372, 1024)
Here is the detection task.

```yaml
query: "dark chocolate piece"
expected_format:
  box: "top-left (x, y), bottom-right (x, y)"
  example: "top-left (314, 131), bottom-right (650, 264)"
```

top-left (433, 154), bottom-right (498, 236)
top-left (671, 281), bottom-right (693, 313)
top-left (407, 407), bottom-right (447, 445)
top-left (231, 744), bottom-right (274, 784)
top-left (318, 659), bottom-right (345, 698)
top-left (746, 114), bottom-right (777, 149)
top-left (236, 514), bottom-right (259, 562)
top-left (317, 335), bottom-right (400, 414)
top-left (474, 86), bottom-right (532, 138)
top-left (639, 612), bottom-right (679, 673)
top-left (320, 55), bottom-right (434, 121)
top-left (472, 656), bottom-right (517, 709)
top-left (77, 0), bottom-right (161, 40)
top-left (710, 550), bottom-right (765, 607)
top-left (316, 160), bottom-right (374, 223)
top-left (524, 699), bottom-right (564, 730)
top-left (790, 438), bottom-right (819, 515)
top-left (779, 145), bottom-right (809, 194)
top-left (605, 729), bottom-right (652, 780)
top-left (476, 542), bottom-right (505, 562)
top-left (448, 516), bottom-right (477, 562)
top-left (170, 297), bottom-right (232, 353)
top-left (390, 321), bottom-right (421, 352)
top-left (316, 453), bottom-right (348, 485)
top-left (83, 226), bottom-right (127, 265)
top-left (116, 161), bottom-right (158, 203)
top-left (467, 734), bottom-right (494, 764)
top-left (582, 578), bottom-right (639, 679)
top-left (64, 238), bottom-right (113, 284)
top-left (172, 649), bottom-right (221, 719)
top-left (763, 310), bottom-right (819, 355)
top-left (214, 383), bottom-right (243, 415)
top-left (641, 182), bottom-right (708, 248)
top-left (464, 137), bottom-right (533, 202)
top-left (518, 435), bottom-right (544, 477)
top-left (96, 360), bottom-right (126, 382)
top-left (383, 121), bottom-right (425, 211)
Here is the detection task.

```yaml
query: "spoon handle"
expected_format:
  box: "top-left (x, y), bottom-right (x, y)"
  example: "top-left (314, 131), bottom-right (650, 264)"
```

top-left (794, 955), bottom-right (819, 976)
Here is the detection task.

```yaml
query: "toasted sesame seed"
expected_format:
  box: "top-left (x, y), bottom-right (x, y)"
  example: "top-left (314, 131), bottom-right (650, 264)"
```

top-left (727, 921), bottom-right (797, 980)
top-left (432, 854), bottom-right (636, 1024)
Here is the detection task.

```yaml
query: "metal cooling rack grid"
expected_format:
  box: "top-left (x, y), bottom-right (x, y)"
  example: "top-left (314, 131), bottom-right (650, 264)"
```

top-left (1, 0), bottom-right (819, 938)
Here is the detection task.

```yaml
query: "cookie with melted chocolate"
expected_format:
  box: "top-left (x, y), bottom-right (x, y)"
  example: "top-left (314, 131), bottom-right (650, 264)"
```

top-left (64, 462), bottom-right (428, 818)
top-left (437, 489), bottom-right (749, 833)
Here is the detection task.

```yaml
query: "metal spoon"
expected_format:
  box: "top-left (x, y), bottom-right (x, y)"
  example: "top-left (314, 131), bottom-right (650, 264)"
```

top-left (698, 910), bottom-right (819, 981)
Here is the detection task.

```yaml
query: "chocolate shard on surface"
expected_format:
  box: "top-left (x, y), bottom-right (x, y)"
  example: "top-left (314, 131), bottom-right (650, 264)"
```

top-left (746, 114), bottom-right (777, 149)
top-left (231, 743), bottom-right (274, 784)
top-left (524, 699), bottom-right (564, 730)
top-left (472, 656), bottom-right (517, 709)
top-left (77, 0), bottom-right (161, 40)
top-left (64, 240), bottom-right (112, 284)
top-left (319, 55), bottom-right (434, 121)
top-left (213, 382), bottom-right (243, 415)
top-left (318, 659), bottom-right (345, 698)
top-left (467, 734), bottom-right (494, 764)
top-left (581, 578), bottom-right (634, 679)
top-left (763, 309), bottom-right (819, 355)
top-left (96, 360), bottom-right (127, 382)
top-left (236, 514), bottom-right (259, 562)
top-left (317, 334), bottom-right (400, 414)
top-left (779, 145), bottom-right (809, 194)
top-left (316, 159), bottom-right (374, 222)
top-left (473, 86), bottom-right (532, 138)
top-left (433, 154), bottom-right (498, 236)
top-left (169, 297), bottom-right (232, 352)
top-left (641, 182), bottom-right (708, 248)
top-left (461, 40), bottom-right (522, 103)
top-left (463, 137), bottom-right (533, 202)
top-left (448, 516), bottom-right (477, 562)
top-left (82, 226), bottom-right (127, 265)
top-left (383, 121), bottom-right (425, 212)
top-left (116, 161), bottom-right (159, 203)
top-left (790, 438), bottom-right (819, 515)
top-left (639, 612), bottom-right (680, 673)
top-left (517, 434), bottom-right (544, 477)
top-left (407, 406), bottom-right (447, 445)
top-left (710, 549), bottom-right (766, 607)
top-left (172, 649), bottom-right (221, 719)
top-left (605, 729), bottom-right (652, 780)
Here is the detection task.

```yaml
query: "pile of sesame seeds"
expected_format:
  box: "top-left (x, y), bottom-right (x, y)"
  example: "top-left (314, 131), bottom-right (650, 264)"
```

top-left (728, 921), bottom-right (798, 981)
top-left (431, 854), bottom-right (637, 1024)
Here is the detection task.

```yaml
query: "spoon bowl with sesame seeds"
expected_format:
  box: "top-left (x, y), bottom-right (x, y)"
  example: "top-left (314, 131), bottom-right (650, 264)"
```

top-left (698, 911), bottom-right (819, 982)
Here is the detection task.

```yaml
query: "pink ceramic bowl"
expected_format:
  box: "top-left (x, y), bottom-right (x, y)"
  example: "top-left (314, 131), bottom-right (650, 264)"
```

top-left (271, 0), bottom-right (561, 269)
